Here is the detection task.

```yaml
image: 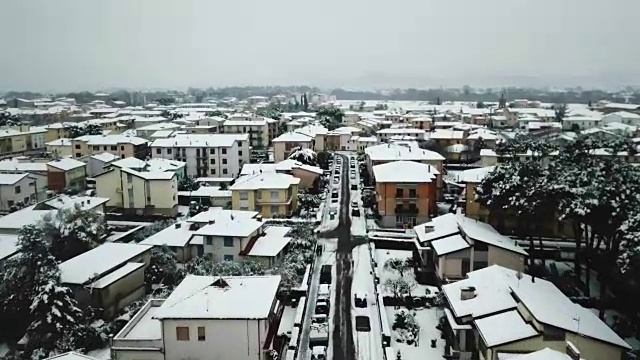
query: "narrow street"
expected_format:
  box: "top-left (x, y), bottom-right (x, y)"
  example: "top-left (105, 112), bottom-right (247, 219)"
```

top-left (320, 153), bottom-right (356, 360)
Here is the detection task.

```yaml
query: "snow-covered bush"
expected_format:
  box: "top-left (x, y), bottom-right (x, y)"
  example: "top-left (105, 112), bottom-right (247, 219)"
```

top-left (43, 204), bottom-right (108, 261)
top-left (145, 245), bottom-right (185, 290)
top-left (288, 147), bottom-right (317, 166)
top-left (132, 219), bottom-right (176, 243)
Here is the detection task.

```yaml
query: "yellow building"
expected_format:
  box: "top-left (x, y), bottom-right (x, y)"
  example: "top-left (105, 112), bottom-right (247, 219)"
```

top-left (229, 172), bottom-right (300, 218)
top-left (71, 134), bottom-right (149, 159)
top-left (94, 158), bottom-right (178, 216)
top-left (45, 138), bottom-right (73, 157)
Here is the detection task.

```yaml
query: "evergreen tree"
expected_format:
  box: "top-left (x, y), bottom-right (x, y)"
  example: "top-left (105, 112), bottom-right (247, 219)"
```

top-left (43, 205), bottom-right (108, 262)
top-left (498, 93), bottom-right (506, 109)
top-left (302, 93), bottom-right (309, 111)
top-left (178, 176), bottom-right (201, 192)
top-left (145, 245), bottom-right (184, 290)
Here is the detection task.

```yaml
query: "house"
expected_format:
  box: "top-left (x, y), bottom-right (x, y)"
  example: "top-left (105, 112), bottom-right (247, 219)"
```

top-left (410, 116), bottom-right (432, 130)
top-left (240, 159), bottom-right (323, 189)
top-left (377, 127), bottom-right (426, 142)
top-left (457, 166), bottom-right (495, 222)
top-left (94, 157), bottom-right (180, 216)
top-left (112, 275), bottom-right (282, 360)
top-left (364, 142), bottom-right (445, 197)
top-left (177, 186), bottom-right (232, 208)
top-left (349, 135), bottom-right (378, 152)
top-left (46, 138), bottom-right (73, 157)
top-left (46, 158), bottom-right (87, 192)
top-left (150, 134), bottom-right (250, 178)
top-left (562, 116), bottom-right (602, 131)
top-left (0, 173), bottom-right (39, 212)
top-left (88, 152), bottom-right (120, 176)
top-left (230, 173), bottom-right (300, 217)
top-left (71, 134), bottom-right (149, 159)
top-left (372, 161), bottom-right (438, 227)
top-left (441, 265), bottom-right (630, 360)
top-left (414, 214), bottom-right (527, 282)
top-left (272, 131), bottom-right (314, 162)
top-left (59, 242), bottom-right (152, 317)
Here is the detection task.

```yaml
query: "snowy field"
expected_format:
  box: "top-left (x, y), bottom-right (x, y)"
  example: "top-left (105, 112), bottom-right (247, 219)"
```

top-left (384, 306), bottom-right (446, 360)
top-left (374, 249), bottom-right (438, 297)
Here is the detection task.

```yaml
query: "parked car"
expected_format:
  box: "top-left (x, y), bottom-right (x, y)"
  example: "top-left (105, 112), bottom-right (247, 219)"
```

top-left (351, 184), bottom-right (358, 190)
top-left (331, 190), bottom-right (339, 199)
top-left (315, 300), bottom-right (329, 315)
top-left (351, 208), bottom-right (361, 217)
top-left (351, 200), bottom-right (358, 208)
top-left (354, 292), bottom-right (367, 308)
top-left (312, 314), bottom-right (328, 324)
top-left (355, 316), bottom-right (371, 332)
top-left (311, 346), bottom-right (327, 360)
top-left (320, 265), bottom-right (332, 284)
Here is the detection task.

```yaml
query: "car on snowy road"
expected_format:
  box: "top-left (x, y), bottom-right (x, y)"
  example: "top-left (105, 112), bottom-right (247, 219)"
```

top-left (355, 316), bottom-right (371, 332)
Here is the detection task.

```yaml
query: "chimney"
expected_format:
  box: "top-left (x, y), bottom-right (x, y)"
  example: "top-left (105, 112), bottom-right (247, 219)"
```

top-left (175, 223), bottom-right (181, 229)
top-left (460, 286), bottom-right (476, 300)
top-left (531, 275), bottom-right (535, 283)
top-left (256, 215), bottom-right (263, 222)
top-left (565, 341), bottom-right (581, 360)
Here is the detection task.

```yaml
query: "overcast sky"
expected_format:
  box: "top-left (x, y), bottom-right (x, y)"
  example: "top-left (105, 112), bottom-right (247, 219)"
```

top-left (1, 0), bottom-right (639, 92)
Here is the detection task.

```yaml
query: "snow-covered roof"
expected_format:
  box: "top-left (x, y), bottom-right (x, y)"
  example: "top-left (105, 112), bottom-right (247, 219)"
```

top-left (474, 310), bottom-right (538, 347)
top-left (47, 158), bottom-right (86, 171)
top-left (195, 212), bottom-right (264, 238)
top-left (44, 352), bottom-right (100, 360)
top-left (506, 348), bottom-right (572, 360)
top-left (456, 166), bottom-right (495, 183)
top-left (277, 159), bottom-right (323, 175)
top-left (272, 131), bottom-right (314, 143)
top-left (247, 226), bottom-right (292, 257)
top-left (0, 159), bottom-right (47, 172)
top-left (186, 208), bottom-right (259, 224)
top-left (74, 134), bottom-right (148, 146)
top-left (224, 119), bottom-right (268, 126)
top-left (150, 133), bottom-right (247, 148)
top-left (414, 213), bottom-right (460, 244)
top-left (456, 215), bottom-right (527, 255)
top-left (139, 222), bottom-right (197, 248)
top-left (90, 152), bottom-right (120, 163)
top-left (112, 157), bottom-right (146, 169)
top-left (178, 186), bottom-right (231, 198)
top-left (365, 143), bottom-right (445, 162)
top-left (46, 138), bottom-right (72, 146)
top-left (0, 173), bottom-right (28, 185)
top-left (43, 195), bottom-right (109, 211)
top-left (377, 128), bottom-right (426, 135)
top-left (295, 124), bottom-right (328, 137)
top-left (136, 122), bottom-right (182, 131)
top-left (0, 234), bottom-right (19, 261)
top-left (120, 167), bottom-right (176, 181)
top-left (59, 243), bottom-right (152, 285)
top-left (230, 172), bottom-right (300, 190)
top-left (89, 262), bottom-right (145, 289)
top-left (153, 275), bottom-right (281, 319)
top-left (430, 129), bottom-right (465, 140)
top-left (430, 234), bottom-right (470, 256)
top-left (372, 161), bottom-right (437, 183)
top-left (606, 110), bottom-right (640, 119)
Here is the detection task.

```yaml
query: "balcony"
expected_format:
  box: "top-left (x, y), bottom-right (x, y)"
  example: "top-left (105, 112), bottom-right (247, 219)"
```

top-left (256, 195), bottom-right (293, 205)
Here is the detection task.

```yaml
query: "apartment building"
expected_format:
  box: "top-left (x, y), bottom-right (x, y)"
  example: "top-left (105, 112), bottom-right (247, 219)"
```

top-left (112, 275), bottom-right (282, 360)
top-left (94, 157), bottom-right (180, 216)
top-left (223, 114), bottom-right (276, 148)
top-left (46, 158), bottom-right (87, 192)
top-left (377, 127), bottom-right (427, 142)
top-left (71, 134), bottom-right (149, 159)
top-left (230, 172), bottom-right (300, 218)
top-left (0, 173), bottom-right (39, 212)
top-left (135, 123), bottom-right (182, 139)
top-left (241, 159), bottom-right (323, 189)
top-left (150, 134), bottom-right (250, 178)
top-left (295, 124), bottom-right (328, 152)
top-left (441, 265), bottom-right (629, 360)
top-left (0, 126), bottom-right (47, 157)
top-left (372, 161), bottom-right (438, 227)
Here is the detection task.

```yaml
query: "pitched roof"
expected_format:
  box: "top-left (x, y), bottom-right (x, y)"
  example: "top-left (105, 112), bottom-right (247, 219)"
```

top-left (365, 143), bottom-right (445, 162)
top-left (150, 133), bottom-right (246, 148)
top-left (372, 161), bottom-right (437, 183)
top-left (47, 158), bottom-right (86, 171)
top-left (0, 173), bottom-right (28, 185)
top-left (90, 152), bottom-right (120, 163)
top-left (272, 131), bottom-right (314, 143)
top-left (474, 310), bottom-right (538, 347)
top-left (153, 275), bottom-right (281, 319)
top-left (508, 348), bottom-right (572, 360)
top-left (230, 172), bottom-right (300, 190)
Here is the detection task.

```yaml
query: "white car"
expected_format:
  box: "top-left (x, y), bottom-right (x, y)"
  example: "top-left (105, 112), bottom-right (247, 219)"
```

top-left (312, 346), bottom-right (327, 360)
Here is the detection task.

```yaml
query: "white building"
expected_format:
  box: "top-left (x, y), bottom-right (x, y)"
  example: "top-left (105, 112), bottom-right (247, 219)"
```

top-left (0, 173), bottom-right (38, 212)
top-left (601, 111), bottom-right (640, 127)
top-left (377, 127), bottom-right (426, 142)
top-left (150, 134), bottom-right (250, 178)
top-left (562, 115), bottom-right (603, 131)
top-left (112, 275), bottom-right (282, 360)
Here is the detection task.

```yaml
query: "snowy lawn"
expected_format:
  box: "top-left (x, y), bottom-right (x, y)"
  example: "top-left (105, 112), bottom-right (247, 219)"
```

top-left (385, 306), bottom-right (446, 360)
top-left (375, 249), bottom-right (438, 297)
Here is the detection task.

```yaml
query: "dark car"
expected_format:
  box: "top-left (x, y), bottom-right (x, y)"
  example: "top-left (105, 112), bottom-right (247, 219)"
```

top-left (320, 265), bottom-right (332, 284)
top-left (351, 208), bottom-right (361, 217)
top-left (354, 293), bottom-right (367, 308)
top-left (355, 316), bottom-right (371, 332)
top-left (331, 190), bottom-right (339, 199)
top-left (351, 184), bottom-right (357, 190)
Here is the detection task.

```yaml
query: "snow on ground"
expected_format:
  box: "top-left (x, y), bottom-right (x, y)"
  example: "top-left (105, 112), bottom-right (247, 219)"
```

top-left (315, 161), bottom-right (341, 233)
top-left (87, 346), bottom-right (111, 360)
top-left (352, 244), bottom-right (384, 360)
top-left (278, 305), bottom-right (298, 336)
top-left (375, 249), bottom-right (438, 297)
top-left (385, 306), bottom-right (446, 360)
top-left (0, 342), bottom-right (9, 358)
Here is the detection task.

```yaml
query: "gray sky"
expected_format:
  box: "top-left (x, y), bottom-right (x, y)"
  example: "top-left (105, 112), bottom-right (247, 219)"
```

top-left (1, 0), bottom-right (639, 91)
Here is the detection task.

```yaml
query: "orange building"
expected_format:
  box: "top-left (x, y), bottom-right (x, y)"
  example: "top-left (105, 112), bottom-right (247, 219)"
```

top-left (372, 160), bottom-right (438, 228)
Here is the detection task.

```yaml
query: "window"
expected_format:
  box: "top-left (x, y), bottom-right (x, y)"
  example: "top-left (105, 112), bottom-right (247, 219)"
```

top-left (15, 186), bottom-right (21, 194)
top-left (111, 146), bottom-right (117, 150)
top-left (238, 150), bottom-right (243, 156)
top-left (271, 205), bottom-right (279, 215)
top-left (395, 188), bottom-right (403, 197)
top-left (93, 146), bottom-right (100, 151)
top-left (120, 146), bottom-right (125, 150)
top-left (210, 148), bottom-right (215, 155)
top-left (205, 236), bottom-right (212, 245)
top-left (473, 241), bottom-right (489, 251)
top-left (176, 326), bottom-right (190, 341)
top-left (167, 148), bottom-right (172, 154)
top-left (239, 191), bottom-right (249, 200)
top-left (211, 169), bottom-right (216, 175)
top-left (224, 254), bottom-right (234, 261)
top-left (7, 200), bottom-right (14, 207)
top-left (543, 326), bottom-right (566, 341)
top-left (270, 191), bottom-right (279, 200)
top-left (408, 188), bottom-right (417, 198)
top-left (197, 327), bottom-right (206, 341)
top-left (221, 148), bottom-right (227, 155)
top-left (74, 144), bottom-right (81, 149)
top-left (103, 146), bottom-right (107, 150)
top-left (256, 191), bottom-right (262, 200)
top-left (210, 158), bottom-right (216, 165)
top-left (222, 158), bottom-right (227, 165)
top-left (222, 169), bottom-right (228, 175)
top-left (196, 149), bottom-right (200, 156)
top-left (223, 237), bottom-right (234, 247)
top-left (156, 148), bottom-right (161, 154)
